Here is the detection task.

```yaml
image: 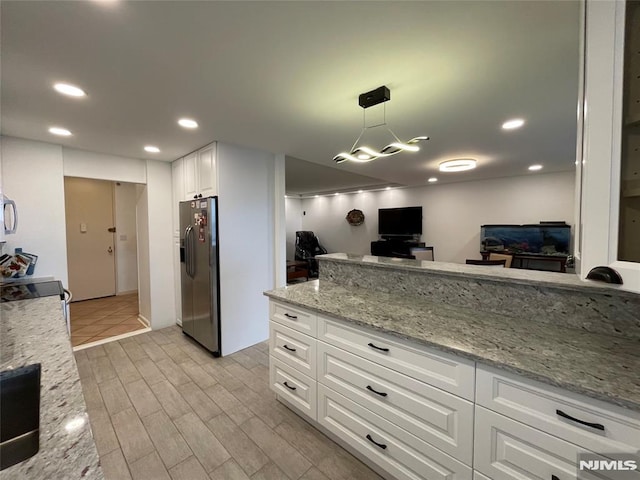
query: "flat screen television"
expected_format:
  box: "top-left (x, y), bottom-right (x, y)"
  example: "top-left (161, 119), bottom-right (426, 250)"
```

top-left (378, 207), bottom-right (422, 236)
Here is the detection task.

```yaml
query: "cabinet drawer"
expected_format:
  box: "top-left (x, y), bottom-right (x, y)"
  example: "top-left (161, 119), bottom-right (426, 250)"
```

top-left (270, 301), bottom-right (317, 337)
top-left (269, 321), bottom-right (316, 379)
top-left (476, 366), bottom-right (640, 455)
top-left (318, 341), bottom-right (473, 465)
top-left (269, 356), bottom-right (316, 420)
top-left (318, 384), bottom-right (471, 480)
top-left (475, 406), bottom-right (599, 480)
top-left (318, 315), bottom-right (475, 400)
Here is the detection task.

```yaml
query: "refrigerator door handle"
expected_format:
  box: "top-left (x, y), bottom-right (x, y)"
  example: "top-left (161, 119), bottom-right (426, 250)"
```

top-left (184, 225), bottom-right (193, 277)
top-left (188, 225), bottom-right (196, 278)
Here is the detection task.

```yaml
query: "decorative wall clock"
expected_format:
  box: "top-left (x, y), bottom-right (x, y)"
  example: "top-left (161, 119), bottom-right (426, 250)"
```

top-left (346, 209), bottom-right (365, 226)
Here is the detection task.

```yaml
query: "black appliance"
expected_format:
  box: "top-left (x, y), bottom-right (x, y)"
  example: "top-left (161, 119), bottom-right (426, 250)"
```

top-left (378, 207), bottom-right (423, 237)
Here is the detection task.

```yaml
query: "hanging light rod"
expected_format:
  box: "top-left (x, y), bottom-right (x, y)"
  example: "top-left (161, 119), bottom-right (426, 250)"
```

top-left (334, 85), bottom-right (429, 164)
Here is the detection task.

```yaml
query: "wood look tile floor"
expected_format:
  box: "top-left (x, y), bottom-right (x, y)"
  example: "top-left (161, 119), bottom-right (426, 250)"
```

top-left (76, 326), bottom-right (383, 480)
top-left (70, 293), bottom-right (147, 347)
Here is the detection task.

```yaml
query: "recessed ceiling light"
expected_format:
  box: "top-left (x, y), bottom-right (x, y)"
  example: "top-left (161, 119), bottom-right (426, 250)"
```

top-left (528, 164), bottom-right (543, 171)
top-left (144, 145), bottom-right (160, 153)
top-left (314, 195), bottom-right (319, 198)
top-left (178, 118), bottom-right (198, 129)
top-left (385, 186), bottom-right (391, 190)
top-left (358, 190), bottom-right (363, 193)
top-left (439, 159), bottom-right (477, 172)
top-left (48, 127), bottom-right (72, 136)
top-left (53, 83), bottom-right (86, 97)
top-left (334, 192), bottom-right (340, 196)
top-left (502, 118), bottom-right (525, 130)
top-left (428, 177), bottom-right (438, 183)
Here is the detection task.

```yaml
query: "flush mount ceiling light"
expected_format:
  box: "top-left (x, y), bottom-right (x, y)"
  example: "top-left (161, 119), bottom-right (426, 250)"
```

top-left (54, 83), bottom-right (86, 97)
top-left (333, 86), bottom-right (428, 164)
top-left (428, 177), bottom-right (438, 183)
top-left (144, 145), bottom-right (160, 153)
top-left (439, 159), bottom-right (477, 172)
top-left (502, 118), bottom-right (525, 130)
top-left (178, 118), bottom-right (198, 129)
top-left (528, 164), bottom-right (543, 171)
top-left (49, 127), bottom-right (72, 136)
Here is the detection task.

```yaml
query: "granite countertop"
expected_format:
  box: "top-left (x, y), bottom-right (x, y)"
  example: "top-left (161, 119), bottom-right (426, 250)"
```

top-left (318, 253), bottom-right (638, 297)
top-left (0, 296), bottom-right (103, 479)
top-left (264, 280), bottom-right (640, 412)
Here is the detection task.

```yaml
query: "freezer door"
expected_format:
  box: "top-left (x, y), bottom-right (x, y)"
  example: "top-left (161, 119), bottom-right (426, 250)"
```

top-left (179, 201), bottom-right (195, 337)
top-left (191, 198), bottom-right (219, 353)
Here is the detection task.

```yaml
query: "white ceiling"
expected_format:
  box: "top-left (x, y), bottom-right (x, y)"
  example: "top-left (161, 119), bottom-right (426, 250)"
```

top-left (1, 1), bottom-right (580, 194)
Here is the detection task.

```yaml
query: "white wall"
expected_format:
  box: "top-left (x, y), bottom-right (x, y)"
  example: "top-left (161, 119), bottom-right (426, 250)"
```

top-left (1, 137), bottom-right (69, 287)
top-left (285, 197), bottom-right (303, 260)
top-left (144, 160), bottom-right (175, 329)
top-left (296, 171), bottom-right (575, 264)
top-left (217, 142), bottom-right (277, 355)
top-left (64, 147), bottom-right (146, 184)
top-left (114, 182), bottom-right (138, 294)
top-left (135, 184), bottom-right (151, 323)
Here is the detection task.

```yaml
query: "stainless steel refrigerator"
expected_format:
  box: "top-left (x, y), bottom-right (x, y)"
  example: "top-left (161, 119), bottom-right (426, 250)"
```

top-left (179, 197), bottom-right (221, 356)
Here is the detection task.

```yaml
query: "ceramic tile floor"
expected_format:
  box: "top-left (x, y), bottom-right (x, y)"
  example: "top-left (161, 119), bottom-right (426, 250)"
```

top-left (70, 293), bottom-right (147, 347)
top-left (76, 326), bottom-right (383, 480)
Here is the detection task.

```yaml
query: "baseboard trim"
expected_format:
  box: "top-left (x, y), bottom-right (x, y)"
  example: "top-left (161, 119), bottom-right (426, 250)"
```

top-left (138, 314), bottom-right (151, 327)
top-left (116, 290), bottom-right (138, 296)
top-left (176, 318), bottom-right (182, 327)
top-left (72, 326), bottom-right (151, 351)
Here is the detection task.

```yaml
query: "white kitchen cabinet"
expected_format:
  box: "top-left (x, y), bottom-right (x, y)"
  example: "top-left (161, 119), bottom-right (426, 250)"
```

top-left (270, 321), bottom-right (317, 379)
top-left (196, 143), bottom-right (217, 198)
top-left (318, 384), bottom-right (472, 480)
top-left (476, 366), bottom-right (640, 456)
top-left (270, 356), bottom-right (317, 420)
top-left (180, 143), bottom-right (217, 201)
top-left (183, 151), bottom-right (198, 200)
top-left (474, 405), bottom-right (598, 480)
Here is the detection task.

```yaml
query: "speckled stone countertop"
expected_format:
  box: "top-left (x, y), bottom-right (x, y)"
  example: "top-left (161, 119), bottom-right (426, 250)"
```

top-left (0, 296), bottom-right (103, 479)
top-left (264, 280), bottom-right (640, 412)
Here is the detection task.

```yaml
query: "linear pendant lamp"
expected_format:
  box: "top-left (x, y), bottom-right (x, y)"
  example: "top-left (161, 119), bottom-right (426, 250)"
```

top-left (334, 86), bottom-right (428, 164)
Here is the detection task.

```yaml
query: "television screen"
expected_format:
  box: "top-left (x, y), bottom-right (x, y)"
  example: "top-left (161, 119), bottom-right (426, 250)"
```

top-left (378, 207), bottom-right (422, 235)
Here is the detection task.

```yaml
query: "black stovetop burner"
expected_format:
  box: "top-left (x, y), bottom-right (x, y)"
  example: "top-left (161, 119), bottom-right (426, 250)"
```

top-left (0, 281), bottom-right (64, 303)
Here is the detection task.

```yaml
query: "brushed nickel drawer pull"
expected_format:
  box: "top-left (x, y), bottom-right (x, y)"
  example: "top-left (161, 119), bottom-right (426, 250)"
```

top-left (366, 385), bottom-right (388, 397)
top-left (366, 434), bottom-right (387, 450)
top-left (367, 342), bottom-right (389, 352)
top-left (283, 344), bottom-right (297, 352)
top-left (556, 409), bottom-right (605, 431)
top-left (283, 381), bottom-right (296, 391)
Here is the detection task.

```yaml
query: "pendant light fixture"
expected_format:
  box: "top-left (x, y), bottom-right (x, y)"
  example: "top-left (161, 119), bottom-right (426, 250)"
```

top-left (334, 86), bottom-right (428, 164)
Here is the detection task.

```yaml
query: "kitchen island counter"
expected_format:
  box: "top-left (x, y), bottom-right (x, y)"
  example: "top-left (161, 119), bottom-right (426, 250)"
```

top-left (265, 279), bottom-right (640, 412)
top-left (0, 296), bottom-right (103, 479)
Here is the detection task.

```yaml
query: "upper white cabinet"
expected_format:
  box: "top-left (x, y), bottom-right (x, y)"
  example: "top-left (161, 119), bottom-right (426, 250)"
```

top-left (180, 143), bottom-right (217, 201)
top-left (197, 143), bottom-right (217, 198)
top-left (183, 151), bottom-right (197, 199)
top-left (579, 0), bottom-right (640, 292)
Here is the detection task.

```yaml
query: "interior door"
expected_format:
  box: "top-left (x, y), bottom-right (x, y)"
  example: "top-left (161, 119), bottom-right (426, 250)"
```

top-left (64, 177), bottom-right (116, 301)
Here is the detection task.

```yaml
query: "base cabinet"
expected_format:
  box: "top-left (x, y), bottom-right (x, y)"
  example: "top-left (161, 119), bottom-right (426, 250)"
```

top-left (268, 300), bottom-right (640, 480)
top-left (318, 384), bottom-right (472, 480)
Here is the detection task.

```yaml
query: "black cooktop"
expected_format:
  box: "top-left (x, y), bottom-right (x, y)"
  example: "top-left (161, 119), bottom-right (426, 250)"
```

top-left (0, 281), bottom-right (64, 303)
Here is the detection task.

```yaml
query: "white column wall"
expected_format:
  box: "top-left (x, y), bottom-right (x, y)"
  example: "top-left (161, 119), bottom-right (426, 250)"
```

top-left (217, 142), bottom-right (277, 356)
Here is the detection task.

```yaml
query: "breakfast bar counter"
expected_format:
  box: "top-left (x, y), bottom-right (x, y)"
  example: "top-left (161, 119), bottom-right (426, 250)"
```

top-left (265, 255), bottom-right (640, 412)
top-left (0, 296), bottom-right (103, 479)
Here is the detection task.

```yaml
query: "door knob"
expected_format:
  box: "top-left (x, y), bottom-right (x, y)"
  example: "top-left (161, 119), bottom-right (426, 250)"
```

top-left (107, 246), bottom-right (113, 254)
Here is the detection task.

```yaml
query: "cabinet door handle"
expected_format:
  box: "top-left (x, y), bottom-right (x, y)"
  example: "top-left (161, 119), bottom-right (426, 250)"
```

top-left (366, 434), bottom-right (387, 450)
top-left (283, 381), bottom-right (296, 391)
top-left (367, 342), bottom-right (389, 352)
top-left (284, 313), bottom-right (298, 320)
top-left (366, 385), bottom-right (388, 397)
top-left (551, 476), bottom-right (560, 480)
top-left (556, 409), bottom-right (605, 431)
top-left (283, 344), bottom-right (297, 352)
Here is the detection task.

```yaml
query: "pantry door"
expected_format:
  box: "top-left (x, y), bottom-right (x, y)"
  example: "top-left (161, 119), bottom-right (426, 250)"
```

top-left (64, 177), bottom-right (116, 301)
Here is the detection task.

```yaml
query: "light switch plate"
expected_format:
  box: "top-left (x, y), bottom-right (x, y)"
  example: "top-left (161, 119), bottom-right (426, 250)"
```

top-left (80, 223), bottom-right (87, 233)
